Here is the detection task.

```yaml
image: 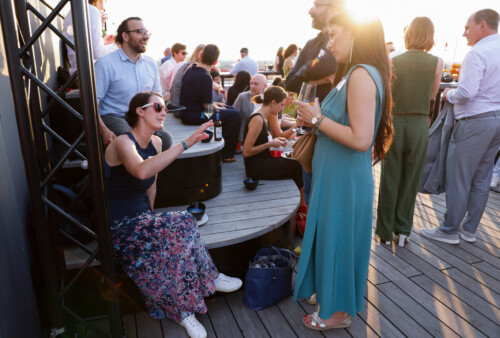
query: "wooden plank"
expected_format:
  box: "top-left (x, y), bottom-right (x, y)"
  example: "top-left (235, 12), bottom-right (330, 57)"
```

top-left (441, 268), bottom-right (500, 305)
top-left (275, 295), bottom-right (324, 338)
top-left (376, 282), bottom-right (459, 337)
top-left (136, 312), bottom-right (163, 338)
top-left (473, 261), bottom-right (500, 281)
top-left (365, 281), bottom-right (428, 338)
top-left (369, 229), bottom-right (422, 278)
top-left (160, 317), bottom-right (189, 337)
top-left (392, 246), bottom-right (500, 324)
top-left (206, 296), bottom-right (243, 338)
top-left (198, 312), bottom-right (217, 338)
top-left (359, 298), bottom-right (404, 338)
top-left (256, 304), bottom-right (296, 337)
top-left (411, 275), bottom-right (500, 337)
top-left (225, 292), bottom-right (270, 338)
top-left (123, 314), bottom-right (137, 338)
top-left (367, 263), bottom-right (390, 285)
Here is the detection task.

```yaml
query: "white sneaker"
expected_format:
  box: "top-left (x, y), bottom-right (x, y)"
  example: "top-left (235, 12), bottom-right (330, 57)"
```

top-left (490, 175), bottom-right (499, 188)
top-left (214, 273), bottom-right (242, 293)
top-left (180, 315), bottom-right (207, 338)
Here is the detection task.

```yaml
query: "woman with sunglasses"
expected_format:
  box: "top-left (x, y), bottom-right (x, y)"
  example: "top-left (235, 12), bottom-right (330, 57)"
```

top-left (104, 91), bottom-right (242, 338)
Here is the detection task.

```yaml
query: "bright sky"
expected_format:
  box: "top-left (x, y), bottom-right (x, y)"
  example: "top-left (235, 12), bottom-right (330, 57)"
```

top-left (102, 0), bottom-right (499, 63)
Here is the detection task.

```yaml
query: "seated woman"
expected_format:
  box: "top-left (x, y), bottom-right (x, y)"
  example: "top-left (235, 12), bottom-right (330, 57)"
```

top-left (104, 91), bottom-right (242, 338)
top-left (243, 86), bottom-right (305, 206)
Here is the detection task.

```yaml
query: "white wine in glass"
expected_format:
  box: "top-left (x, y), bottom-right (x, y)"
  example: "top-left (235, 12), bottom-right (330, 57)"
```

top-left (296, 82), bottom-right (317, 135)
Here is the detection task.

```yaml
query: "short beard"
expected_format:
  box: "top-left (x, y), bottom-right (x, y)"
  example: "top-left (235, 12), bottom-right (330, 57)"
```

top-left (311, 16), bottom-right (326, 31)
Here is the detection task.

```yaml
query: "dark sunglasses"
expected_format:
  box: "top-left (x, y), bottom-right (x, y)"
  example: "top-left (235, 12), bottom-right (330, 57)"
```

top-left (181, 51), bottom-right (188, 55)
top-left (140, 102), bottom-right (167, 113)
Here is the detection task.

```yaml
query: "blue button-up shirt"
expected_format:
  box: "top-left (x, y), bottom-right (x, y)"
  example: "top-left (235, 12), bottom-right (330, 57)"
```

top-left (230, 56), bottom-right (258, 76)
top-left (447, 34), bottom-right (500, 119)
top-left (95, 48), bottom-right (161, 117)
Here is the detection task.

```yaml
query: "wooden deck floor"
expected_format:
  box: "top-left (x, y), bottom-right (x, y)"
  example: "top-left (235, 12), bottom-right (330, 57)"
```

top-left (85, 163), bottom-right (500, 337)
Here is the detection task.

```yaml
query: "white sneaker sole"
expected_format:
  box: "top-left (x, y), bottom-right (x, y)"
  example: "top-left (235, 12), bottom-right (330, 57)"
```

top-left (421, 231), bottom-right (459, 244)
top-left (459, 233), bottom-right (476, 243)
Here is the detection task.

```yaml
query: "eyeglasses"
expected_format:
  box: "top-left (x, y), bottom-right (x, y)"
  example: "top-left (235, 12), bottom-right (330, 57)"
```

top-left (181, 52), bottom-right (188, 55)
top-left (140, 102), bottom-right (167, 113)
top-left (126, 29), bottom-right (152, 37)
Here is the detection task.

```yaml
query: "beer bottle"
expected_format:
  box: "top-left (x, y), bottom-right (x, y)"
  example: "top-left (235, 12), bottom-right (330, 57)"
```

top-left (214, 110), bottom-right (222, 141)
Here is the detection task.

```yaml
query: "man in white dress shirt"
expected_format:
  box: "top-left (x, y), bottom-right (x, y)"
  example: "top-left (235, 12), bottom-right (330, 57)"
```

top-left (421, 9), bottom-right (500, 244)
top-left (230, 47), bottom-right (258, 76)
top-left (158, 42), bottom-right (187, 99)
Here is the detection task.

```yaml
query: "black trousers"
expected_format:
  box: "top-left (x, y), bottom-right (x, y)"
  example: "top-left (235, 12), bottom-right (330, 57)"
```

top-left (245, 156), bottom-right (304, 189)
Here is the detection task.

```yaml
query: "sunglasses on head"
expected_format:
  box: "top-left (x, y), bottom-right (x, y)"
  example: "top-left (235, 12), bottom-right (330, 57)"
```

top-left (140, 102), bottom-right (167, 113)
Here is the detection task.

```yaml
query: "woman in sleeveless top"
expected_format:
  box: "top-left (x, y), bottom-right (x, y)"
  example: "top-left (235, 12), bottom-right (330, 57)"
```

top-left (376, 17), bottom-right (443, 247)
top-left (243, 86), bottom-right (306, 206)
top-left (104, 91), bottom-right (242, 338)
top-left (293, 11), bottom-right (393, 331)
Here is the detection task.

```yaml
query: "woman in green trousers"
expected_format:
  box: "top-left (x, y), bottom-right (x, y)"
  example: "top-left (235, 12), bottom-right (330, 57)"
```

top-left (376, 17), bottom-right (444, 246)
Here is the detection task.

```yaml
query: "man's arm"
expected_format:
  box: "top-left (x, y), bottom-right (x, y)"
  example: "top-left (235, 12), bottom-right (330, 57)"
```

top-left (94, 57), bottom-right (116, 146)
top-left (446, 51), bottom-right (484, 105)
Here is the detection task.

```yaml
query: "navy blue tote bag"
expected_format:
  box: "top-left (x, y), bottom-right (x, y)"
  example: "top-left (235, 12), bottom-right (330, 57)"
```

top-left (243, 246), bottom-right (297, 310)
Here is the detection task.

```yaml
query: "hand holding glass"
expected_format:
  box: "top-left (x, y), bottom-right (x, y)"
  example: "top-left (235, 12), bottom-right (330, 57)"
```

top-left (296, 83), bottom-right (317, 134)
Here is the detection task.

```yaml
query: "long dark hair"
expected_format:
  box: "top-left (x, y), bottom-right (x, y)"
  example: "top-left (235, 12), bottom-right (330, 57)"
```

top-left (329, 11), bottom-right (393, 164)
top-left (283, 44), bottom-right (298, 59)
top-left (231, 71), bottom-right (252, 91)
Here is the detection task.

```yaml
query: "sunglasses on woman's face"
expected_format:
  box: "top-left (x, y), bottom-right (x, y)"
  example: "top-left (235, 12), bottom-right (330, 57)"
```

top-left (140, 102), bottom-right (167, 113)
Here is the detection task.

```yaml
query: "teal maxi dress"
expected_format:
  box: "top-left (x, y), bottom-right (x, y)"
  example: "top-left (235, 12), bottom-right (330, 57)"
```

top-left (294, 64), bottom-right (383, 318)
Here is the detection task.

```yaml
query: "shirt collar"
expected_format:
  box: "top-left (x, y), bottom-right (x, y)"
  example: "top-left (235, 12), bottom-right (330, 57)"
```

top-left (474, 33), bottom-right (500, 48)
top-left (118, 47), bottom-right (144, 63)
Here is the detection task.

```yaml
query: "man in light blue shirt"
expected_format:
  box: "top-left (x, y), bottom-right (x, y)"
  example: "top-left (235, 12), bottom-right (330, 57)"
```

top-left (421, 9), bottom-right (500, 244)
top-left (95, 17), bottom-right (172, 149)
top-left (230, 48), bottom-right (258, 76)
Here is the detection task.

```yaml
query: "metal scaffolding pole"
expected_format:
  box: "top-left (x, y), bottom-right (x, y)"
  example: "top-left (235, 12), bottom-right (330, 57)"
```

top-left (70, 0), bottom-right (123, 336)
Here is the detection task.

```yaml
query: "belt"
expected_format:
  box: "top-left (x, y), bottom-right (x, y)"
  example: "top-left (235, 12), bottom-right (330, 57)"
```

top-left (456, 111), bottom-right (500, 121)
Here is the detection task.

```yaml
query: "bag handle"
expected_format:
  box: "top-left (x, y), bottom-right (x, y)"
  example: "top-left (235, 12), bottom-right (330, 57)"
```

top-left (270, 246), bottom-right (297, 268)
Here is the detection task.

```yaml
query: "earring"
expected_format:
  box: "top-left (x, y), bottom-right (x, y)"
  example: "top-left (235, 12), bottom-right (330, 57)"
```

top-left (349, 38), bottom-right (354, 64)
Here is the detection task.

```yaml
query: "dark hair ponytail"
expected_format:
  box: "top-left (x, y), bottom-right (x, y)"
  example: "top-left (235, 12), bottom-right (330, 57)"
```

top-left (252, 86), bottom-right (287, 105)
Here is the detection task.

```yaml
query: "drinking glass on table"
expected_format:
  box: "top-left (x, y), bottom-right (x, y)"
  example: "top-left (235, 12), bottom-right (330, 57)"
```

top-left (296, 82), bottom-right (317, 135)
top-left (203, 104), bottom-right (214, 132)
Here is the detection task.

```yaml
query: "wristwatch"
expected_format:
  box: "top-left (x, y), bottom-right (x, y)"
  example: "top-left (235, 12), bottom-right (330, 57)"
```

top-left (311, 114), bottom-right (322, 126)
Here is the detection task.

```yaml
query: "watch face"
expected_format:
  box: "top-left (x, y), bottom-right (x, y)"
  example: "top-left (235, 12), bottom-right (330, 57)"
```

top-left (312, 117), bottom-right (318, 125)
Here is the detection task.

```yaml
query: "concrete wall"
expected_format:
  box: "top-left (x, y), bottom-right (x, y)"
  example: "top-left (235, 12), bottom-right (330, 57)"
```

top-left (0, 21), bottom-right (41, 338)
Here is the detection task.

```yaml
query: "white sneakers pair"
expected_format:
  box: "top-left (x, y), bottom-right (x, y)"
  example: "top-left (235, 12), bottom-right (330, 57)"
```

top-left (179, 273), bottom-right (242, 337)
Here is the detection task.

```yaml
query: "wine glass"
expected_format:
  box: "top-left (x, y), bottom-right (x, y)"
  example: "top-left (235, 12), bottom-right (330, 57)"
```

top-left (204, 104), bottom-right (213, 119)
top-left (296, 82), bottom-right (317, 135)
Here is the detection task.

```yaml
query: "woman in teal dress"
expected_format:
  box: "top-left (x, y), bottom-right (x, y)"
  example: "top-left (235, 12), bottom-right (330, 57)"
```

top-left (294, 11), bottom-right (393, 331)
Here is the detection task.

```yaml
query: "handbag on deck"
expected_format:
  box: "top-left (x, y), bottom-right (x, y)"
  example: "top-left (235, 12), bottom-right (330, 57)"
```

top-left (291, 126), bottom-right (317, 174)
top-left (243, 246), bottom-right (297, 311)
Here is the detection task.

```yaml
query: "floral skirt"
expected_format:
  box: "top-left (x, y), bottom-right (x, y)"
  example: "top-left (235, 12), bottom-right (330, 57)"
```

top-left (111, 211), bottom-right (218, 322)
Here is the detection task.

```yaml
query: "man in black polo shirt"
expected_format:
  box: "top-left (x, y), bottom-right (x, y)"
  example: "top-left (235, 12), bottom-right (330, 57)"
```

top-left (180, 44), bottom-right (241, 162)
